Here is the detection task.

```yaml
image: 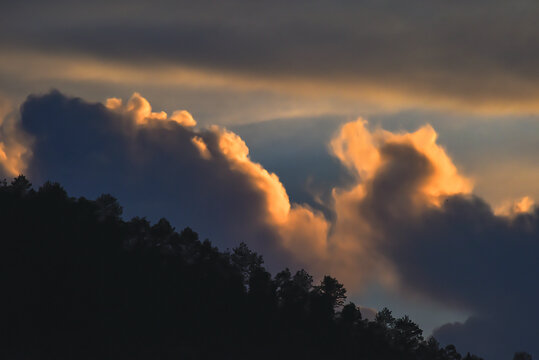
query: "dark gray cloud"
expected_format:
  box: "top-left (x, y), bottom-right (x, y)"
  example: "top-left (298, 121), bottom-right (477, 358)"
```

top-left (4, 1), bottom-right (539, 109)
top-left (350, 139), bottom-right (539, 359)
top-left (399, 198), bottom-right (539, 359)
top-left (383, 196), bottom-right (538, 313)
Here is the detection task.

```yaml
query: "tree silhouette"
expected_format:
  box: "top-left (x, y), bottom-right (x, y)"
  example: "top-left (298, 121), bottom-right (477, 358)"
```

top-left (514, 352), bottom-right (532, 360)
top-left (315, 275), bottom-right (347, 308)
top-left (0, 176), bottom-right (501, 360)
top-left (341, 302), bottom-right (362, 325)
top-left (376, 307), bottom-right (396, 328)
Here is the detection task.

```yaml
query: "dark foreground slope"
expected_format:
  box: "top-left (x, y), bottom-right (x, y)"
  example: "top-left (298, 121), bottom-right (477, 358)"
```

top-left (1, 176), bottom-right (485, 360)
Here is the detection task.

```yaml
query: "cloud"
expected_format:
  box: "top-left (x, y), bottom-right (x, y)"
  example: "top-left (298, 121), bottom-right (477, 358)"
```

top-left (14, 90), bottom-right (329, 271)
top-left (318, 119), bottom-right (474, 287)
top-left (377, 195), bottom-right (539, 359)
top-left (326, 120), bottom-right (539, 360)
top-left (494, 196), bottom-right (535, 217)
top-left (0, 95), bottom-right (32, 177)
top-left (5, 90), bottom-right (539, 360)
top-left (5, 1), bottom-right (539, 114)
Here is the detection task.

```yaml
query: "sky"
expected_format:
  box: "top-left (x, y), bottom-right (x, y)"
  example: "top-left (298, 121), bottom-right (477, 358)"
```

top-left (2, 1), bottom-right (539, 359)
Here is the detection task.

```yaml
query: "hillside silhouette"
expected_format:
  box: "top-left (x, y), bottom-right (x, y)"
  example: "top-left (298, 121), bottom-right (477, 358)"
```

top-left (1, 175), bottom-right (522, 360)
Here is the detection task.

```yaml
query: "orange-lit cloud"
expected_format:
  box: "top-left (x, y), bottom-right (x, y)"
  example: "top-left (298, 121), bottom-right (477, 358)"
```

top-left (330, 119), bottom-right (472, 205)
top-left (494, 196), bottom-right (535, 217)
top-left (320, 119), bottom-right (475, 287)
top-left (191, 136), bottom-right (211, 160)
top-left (106, 92), bottom-right (196, 127)
top-left (207, 124), bottom-right (332, 269)
top-left (170, 110), bottom-right (197, 127)
top-left (0, 96), bottom-right (33, 177)
top-left (210, 124), bottom-right (291, 224)
top-left (104, 93), bottom-right (331, 263)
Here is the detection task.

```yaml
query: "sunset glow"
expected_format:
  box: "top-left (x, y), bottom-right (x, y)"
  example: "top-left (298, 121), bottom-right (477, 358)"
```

top-left (3, 2), bottom-right (539, 358)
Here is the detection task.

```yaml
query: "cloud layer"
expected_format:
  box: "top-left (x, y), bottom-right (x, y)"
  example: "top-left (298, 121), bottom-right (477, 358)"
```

top-left (2, 91), bottom-right (539, 359)
top-left (5, 0), bottom-right (539, 113)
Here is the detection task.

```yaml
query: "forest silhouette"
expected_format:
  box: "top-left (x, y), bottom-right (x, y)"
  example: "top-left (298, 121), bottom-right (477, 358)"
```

top-left (1, 175), bottom-right (529, 359)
